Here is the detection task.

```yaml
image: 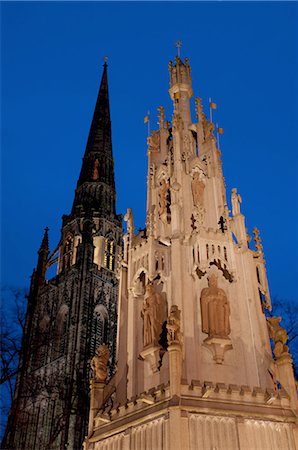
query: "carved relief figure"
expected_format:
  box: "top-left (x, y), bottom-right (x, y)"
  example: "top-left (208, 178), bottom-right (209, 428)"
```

top-left (91, 344), bottom-right (110, 382)
top-left (191, 171), bottom-right (205, 207)
top-left (142, 284), bottom-right (167, 347)
top-left (200, 273), bottom-right (230, 338)
top-left (231, 188), bottom-right (242, 216)
top-left (158, 179), bottom-right (170, 216)
top-left (92, 159), bottom-right (100, 180)
top-left (167, 305), bottom-right (182, 345)
top-left (267, 317), bottom-right (289, 358)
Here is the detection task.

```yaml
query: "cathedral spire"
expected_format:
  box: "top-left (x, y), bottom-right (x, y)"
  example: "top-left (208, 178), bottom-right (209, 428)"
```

top-left (36, 227), bottom-right (49, 286)
top-left (72, 61), bottom-right (116, 217)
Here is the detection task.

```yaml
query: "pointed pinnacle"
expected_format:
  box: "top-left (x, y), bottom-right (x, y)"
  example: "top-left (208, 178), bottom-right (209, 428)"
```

top-left (40, 227), bottom-right (49, 251)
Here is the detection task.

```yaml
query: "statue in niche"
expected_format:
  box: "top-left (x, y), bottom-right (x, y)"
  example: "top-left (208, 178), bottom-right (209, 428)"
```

top-left (191, 171), bottom-right (205, 207)
top-left (92, 159), bottom-right (100, 180)
top-left (231, 188), bottom-right (242, 216)
top-left (158, 179), bottom-right (170, 216)
top-left (147, 130), bottom-right (160, 153)
top-left (200, 273), bottom-right (230, 338)
top-left (142, 284), bottom-right (167, 347)
top-left (267, 317), bottom-right (289, 358)
top-left (91, 344), bottom-right (110, 382)
top-left (167, 305), bottom-right (182, 345)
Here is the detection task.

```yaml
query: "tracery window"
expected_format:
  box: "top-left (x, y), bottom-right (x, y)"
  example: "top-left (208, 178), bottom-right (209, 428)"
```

top-left (104, 239), bottom-right (115, 271)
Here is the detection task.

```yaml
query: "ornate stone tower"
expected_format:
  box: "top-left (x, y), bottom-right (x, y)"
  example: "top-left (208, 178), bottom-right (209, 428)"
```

top-left (3, 63), bottom-right (122, 450)
top-left (85, 56), bottom-right (298, 450)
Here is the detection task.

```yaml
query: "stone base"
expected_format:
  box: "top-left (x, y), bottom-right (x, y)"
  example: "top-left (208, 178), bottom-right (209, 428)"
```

top-left (203, 336), bottom-right (233, 364)
top-left (139, 345), bottom-right (161, 373)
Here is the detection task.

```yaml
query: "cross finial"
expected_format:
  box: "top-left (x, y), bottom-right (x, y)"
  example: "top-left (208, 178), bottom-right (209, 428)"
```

top-left (175, 40), bottom-right (182, 57)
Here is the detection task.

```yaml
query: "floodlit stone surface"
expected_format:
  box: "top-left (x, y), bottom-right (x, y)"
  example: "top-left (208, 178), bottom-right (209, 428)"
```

top-left (85, 56), bottom-right (297, 449)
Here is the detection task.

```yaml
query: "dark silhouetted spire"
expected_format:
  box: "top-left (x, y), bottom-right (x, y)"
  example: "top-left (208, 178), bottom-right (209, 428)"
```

top-left (36, 227), bottom-right (49, 286)
top-left (72, 62), bottom-right (116, 217)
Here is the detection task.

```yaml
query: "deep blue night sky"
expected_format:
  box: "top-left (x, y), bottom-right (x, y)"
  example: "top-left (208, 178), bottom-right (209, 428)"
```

top-left (1, 2), bottom-right (298, 303)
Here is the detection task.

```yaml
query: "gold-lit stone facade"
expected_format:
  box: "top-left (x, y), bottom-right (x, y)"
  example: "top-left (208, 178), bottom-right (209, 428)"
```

top-left (84, 56), bottom-right (298, 450)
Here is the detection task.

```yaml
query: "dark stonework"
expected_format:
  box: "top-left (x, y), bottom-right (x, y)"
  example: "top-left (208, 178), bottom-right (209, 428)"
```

top-left (2, 64), bottom-right (122, 450)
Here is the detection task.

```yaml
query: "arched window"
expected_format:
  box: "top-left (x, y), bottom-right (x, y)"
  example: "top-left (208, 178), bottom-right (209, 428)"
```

top-left (91, 305), bottom-right (108, 355)
top-left (62, 236), bottom-right (74, 271)
top-left (104, 238), bottom-right (115, 271)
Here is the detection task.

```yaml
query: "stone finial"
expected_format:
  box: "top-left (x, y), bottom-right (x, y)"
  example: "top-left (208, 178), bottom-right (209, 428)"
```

top-left (91, 345), bottom-right (110, 383)
top-left (267, 317), bottom-right (289, 359)
top-left (253, 227), bottom-right (263, 254)
top-left (195, 97), bottom-right (203, 120)
top-left (157, 106), bottom-right (165, 129)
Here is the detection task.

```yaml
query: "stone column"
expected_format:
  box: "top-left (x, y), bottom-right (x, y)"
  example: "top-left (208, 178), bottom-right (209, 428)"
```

top-left (168, 342), bottom-right (182, 397)
top-left (276, 354), bottom-right (297, 411)
top-left (167, 305), bottom-right (183, 397)
top-left (88, 380), bottom-right (105, 435)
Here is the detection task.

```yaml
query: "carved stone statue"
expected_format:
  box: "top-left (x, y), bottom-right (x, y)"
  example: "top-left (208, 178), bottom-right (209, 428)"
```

top-left (267, 317), bottom-right (289, 358)
top-left (158, 179), bottom-right (170, 216)
top-left (231, 188), bottom-right (242, 216)
top-left (200, 273), bottom-right (230, 338)
top-left (141, 284), bottom-right (167, 347)
top-left (91, 344), bottom-right (110, 382)
top-left (92, 159), bottom-right (100, 180)
top-left (147, 131), bottom-right (160, 153)
top-left (191, 172), bottom-right (205, 207)
top-left (167, 305), bottom-right (182, 345)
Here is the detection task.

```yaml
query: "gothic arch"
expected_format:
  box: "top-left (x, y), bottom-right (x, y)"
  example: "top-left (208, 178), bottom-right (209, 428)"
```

top-left (54, 304), bottom-right (69, 356)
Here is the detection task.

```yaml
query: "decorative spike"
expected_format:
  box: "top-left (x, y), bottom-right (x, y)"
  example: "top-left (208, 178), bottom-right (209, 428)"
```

top-left (39, 226), bottom-right (49, 253)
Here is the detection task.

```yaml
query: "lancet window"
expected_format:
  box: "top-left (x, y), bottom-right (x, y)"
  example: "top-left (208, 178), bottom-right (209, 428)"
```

top-left (104, 238), bottom-right (115, 271)
top-left (62, 236), bottom-right (74, 271)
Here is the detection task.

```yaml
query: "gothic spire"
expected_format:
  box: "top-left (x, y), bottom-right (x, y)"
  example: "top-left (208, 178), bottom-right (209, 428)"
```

top-left (36, 227), bottom-right (49, 286)
top-left (72, 62), bottom-right (116, 217)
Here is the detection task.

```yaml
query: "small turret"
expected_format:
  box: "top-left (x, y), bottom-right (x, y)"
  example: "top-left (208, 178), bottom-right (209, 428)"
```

top-left (168, 57), bottom-right (193, 127)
